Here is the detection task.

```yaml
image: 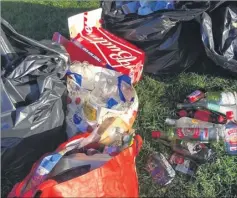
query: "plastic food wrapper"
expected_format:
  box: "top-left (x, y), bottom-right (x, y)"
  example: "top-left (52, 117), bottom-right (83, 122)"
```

top-left (201, 3), bottom-right (237, 75)
top-left (146, 153), bottom-right (176, 186)
top-left (53, 8), bottom-right (145, 84)
top-left (1, 18), bottom-right (69, 197)
top-left (8, 133), bottom-right (143, 198)
top-left (66, 62), bottom-right (138, 138)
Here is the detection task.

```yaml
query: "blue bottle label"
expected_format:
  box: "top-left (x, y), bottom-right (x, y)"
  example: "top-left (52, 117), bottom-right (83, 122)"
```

top-left (207, 103), bottom-right (220, 112)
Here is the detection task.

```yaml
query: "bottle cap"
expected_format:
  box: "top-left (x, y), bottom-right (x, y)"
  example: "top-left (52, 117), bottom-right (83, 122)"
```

top-left (177, 110), bottom-right (188, 117)
top-left (177, 103), bottom-right (183, 109)
top-left (152, 131), bottom-right (161, 138)
top-left (217, 115), bottom-right (225, 123)
top-left (226, 111), bottom-right (234, 120)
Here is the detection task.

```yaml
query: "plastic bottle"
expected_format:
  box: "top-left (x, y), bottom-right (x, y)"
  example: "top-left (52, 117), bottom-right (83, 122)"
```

top-left (205, 91), bottom-right (237, 105)
top-left (176, 109), bottom-right (227, 124)
top-left (146, 153), bottom-right (176, 186)
top-left (165, 117), bottom-right (223, 128)
top-left (171, 140), bottom-right (213, 163)
top-left (224, 111), bottom-right (237, 155)
top-left (91, 72), bottom-right (120, 109)
top-left (97, 117), bottom-right (132, 147)
top-left (72, 113), bottom-right (89, 132)
top-left (152, 126), bottom-right (224, 143)
top-left (169, 153), bottom-right (198, 176)
top-left (177, 100), bottom-right (237, 120)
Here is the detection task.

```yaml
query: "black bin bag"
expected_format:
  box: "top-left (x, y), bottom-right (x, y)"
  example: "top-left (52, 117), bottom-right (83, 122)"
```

top-left (201, 3), bottom-right (237, 75)
top-left (101, 1), bottom-right (213, 75)
top-left (1, 18), bottom-right (69, 196)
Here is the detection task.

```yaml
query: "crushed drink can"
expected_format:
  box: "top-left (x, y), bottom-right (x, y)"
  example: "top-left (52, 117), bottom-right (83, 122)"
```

top-left (169, 153), bottom-right (198, 176)
top-left (186, 90), bottom-right (205, 103)
top-left (146, 153), bottom-right (175, 186)
top-left (65, 8), bottom-right (145, 84)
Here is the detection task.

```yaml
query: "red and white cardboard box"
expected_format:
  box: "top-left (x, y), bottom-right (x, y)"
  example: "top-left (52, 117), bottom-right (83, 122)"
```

top-left (66, 8), bottom-right (145, 84)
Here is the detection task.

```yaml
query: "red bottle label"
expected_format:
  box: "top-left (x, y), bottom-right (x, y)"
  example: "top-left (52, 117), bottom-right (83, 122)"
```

top-left (194, 110), bottom-right (211, 122)
top-left (176, 128), bottom-right (206, 140)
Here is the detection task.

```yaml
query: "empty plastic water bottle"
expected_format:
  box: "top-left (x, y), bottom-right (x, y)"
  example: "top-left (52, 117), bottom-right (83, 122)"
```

top-left (206, 91), bottom-right (237, 105)
top-left (165, 117), bottom-right (224, 128)
top-left (91, 72), bottom-right (120, 108)
top-left (152, 125), bottom-right (224, 143)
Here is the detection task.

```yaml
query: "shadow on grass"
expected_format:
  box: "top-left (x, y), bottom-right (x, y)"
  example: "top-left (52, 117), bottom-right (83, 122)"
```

top-left (146, 54), bottom-right (237, 82)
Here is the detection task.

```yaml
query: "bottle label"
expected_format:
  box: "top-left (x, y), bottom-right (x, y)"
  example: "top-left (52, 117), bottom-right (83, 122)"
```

top-left (83, 101), bottom-right (97, 121)
top-left (191, 119), bottom-right (200, 124)
top-left (194, 110), bottom-right (211, 122)
top-left (176, 128), bottom-right (209, 141)
top-left (207, 103), bottom-right (220, 112)
top-left (225, 124), bottom-right (237, 153)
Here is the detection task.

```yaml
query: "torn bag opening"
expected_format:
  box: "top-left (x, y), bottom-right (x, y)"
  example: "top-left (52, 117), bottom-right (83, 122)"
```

top-left (8, 133), bottom-right (143, 198)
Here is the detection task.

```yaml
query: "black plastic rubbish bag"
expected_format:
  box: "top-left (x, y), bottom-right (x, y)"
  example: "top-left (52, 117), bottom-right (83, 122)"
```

top-left (201, 4), bottom-right (237, 74)
top-left (1, 18), bottom-right (69, 196)
top-left (102, 1), bottom-right (211, 21)
top-left (101, 1), bottom-right (209, 75)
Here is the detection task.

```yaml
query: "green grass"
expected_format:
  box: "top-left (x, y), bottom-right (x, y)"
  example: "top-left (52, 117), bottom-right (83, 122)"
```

top-left (2, 1), bottom-right (237, 197)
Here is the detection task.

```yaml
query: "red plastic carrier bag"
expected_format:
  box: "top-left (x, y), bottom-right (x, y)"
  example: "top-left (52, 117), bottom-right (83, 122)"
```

top-left (8, 133), bottom-right (142, 198)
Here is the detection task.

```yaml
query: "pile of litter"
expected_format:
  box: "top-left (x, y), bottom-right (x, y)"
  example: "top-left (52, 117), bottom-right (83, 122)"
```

top-left (1, 1), bottom-right (236, 197)
top-left (148, 90), bottom-right (237, 185)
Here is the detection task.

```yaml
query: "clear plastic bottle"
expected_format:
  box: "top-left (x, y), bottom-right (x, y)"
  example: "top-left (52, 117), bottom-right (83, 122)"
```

top-left (206, 91), bottom-right (237, 105)
top-left (177, 100), bottom-right (237, 120)
top-left (152, 126), bottom-right (224, 143)
top-left (224, 111), bottom-right (237, 155)
top-left (89, 72), bottom-right (134, 111)
top-left (165, 117), bottom-right (224, 128)
top-left (91, 72), bottom-right (120, 108)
